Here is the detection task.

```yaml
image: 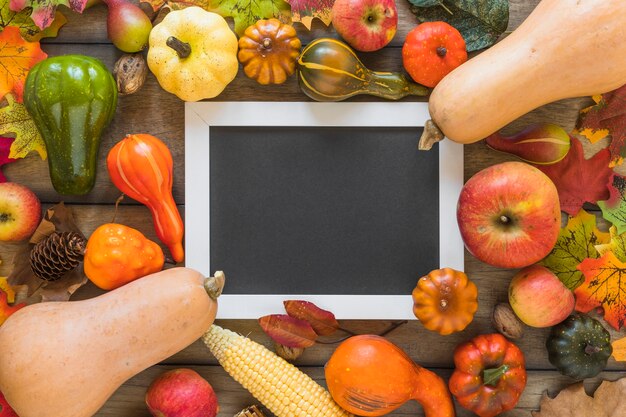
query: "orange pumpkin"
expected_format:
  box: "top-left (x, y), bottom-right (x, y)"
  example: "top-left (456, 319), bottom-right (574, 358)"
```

top-left (325, 335), bottom-right (455, 417)
top-left (412, 267), bottom-right (478, 335)
top-left (238, 19), bottom-right (301, 85)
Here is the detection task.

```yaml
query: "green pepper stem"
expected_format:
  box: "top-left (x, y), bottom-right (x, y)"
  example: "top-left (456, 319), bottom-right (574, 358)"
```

top-left (166, 36), bottom-right (192, 59)
top-left (482, 364), bottom-right (509, 387)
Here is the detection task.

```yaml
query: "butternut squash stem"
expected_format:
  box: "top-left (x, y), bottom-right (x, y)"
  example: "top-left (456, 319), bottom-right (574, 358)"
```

top-left (204, 271), bottom-right (225, 300)
top-left (166, 36), bottom-right (191, 59)
top-left (317, 320), bottom-right (407, 344)
top-left (482, 364), bottom-right (509, 386)
top-left (418, 120), bottom-right (445, 151)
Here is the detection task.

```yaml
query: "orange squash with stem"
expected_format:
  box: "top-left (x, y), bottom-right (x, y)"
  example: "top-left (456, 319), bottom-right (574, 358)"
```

top-left (107, 134), bottom-right (184, 262)
top-left (325, 335), bottom-right (455, 417)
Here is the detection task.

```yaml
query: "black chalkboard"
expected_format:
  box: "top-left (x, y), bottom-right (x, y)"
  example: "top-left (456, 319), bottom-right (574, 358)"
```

top-left (209, 126), bottom-right (439, 295)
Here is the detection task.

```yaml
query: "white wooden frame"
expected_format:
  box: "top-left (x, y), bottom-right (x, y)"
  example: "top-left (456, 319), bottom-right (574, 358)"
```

top-left (185, 102), bottom-right (464, 319)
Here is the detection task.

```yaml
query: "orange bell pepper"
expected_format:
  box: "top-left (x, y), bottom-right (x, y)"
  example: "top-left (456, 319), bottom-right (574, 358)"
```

top-left (106, 134), bottom-right (184, 262)
top-left (84, 223), bottom-right (165, 290)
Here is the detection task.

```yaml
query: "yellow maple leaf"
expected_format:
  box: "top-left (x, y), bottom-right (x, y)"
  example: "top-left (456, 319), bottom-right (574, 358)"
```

top-left (0, 93), bottom-right (47, 159)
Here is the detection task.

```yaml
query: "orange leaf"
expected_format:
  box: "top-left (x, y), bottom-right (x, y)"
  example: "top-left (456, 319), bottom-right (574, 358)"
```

top-left (0, 290), bottom-right (24, 326)
top-left (0, 277), bottom-right (16, 304)
top-left (613, 337), bottom-right (626, 362)
top-left (576, 252), bottom-right (626, 330)
top-left (0, 26), bottom-right (47, 102)
top-left (258, 314), bottom-right (317, 348)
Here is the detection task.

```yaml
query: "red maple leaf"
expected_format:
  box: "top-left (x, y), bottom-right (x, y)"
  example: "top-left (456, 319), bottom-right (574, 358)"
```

top-left (0, 137), bottom-right (17, 182)
top-left (535, 137), bottom-right (612, 215)
top-left (575, 85), bottom-right (626, 167)
top-left (576, 252), bottom-right (626, 331)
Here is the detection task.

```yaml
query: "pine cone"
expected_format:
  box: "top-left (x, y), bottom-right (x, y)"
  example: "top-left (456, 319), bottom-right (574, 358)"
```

top-left (30, 232), bottom-right (86, 281)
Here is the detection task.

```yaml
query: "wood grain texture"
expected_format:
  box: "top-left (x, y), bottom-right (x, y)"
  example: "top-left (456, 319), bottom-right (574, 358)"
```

top-left (1, 0), bottom-right (624, 416)
top-left (97, 365), bottom-right (624, 416)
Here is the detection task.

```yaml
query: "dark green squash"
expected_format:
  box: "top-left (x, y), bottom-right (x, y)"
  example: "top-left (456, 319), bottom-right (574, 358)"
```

top-left (297, 38), bottom-right (429, 102)
top-left (546, 314), bottom-right (612, 380)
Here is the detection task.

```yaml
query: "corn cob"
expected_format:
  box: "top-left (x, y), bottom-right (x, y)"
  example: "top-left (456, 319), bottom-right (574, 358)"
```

top-left (203, 325), bottom-right (353, 417)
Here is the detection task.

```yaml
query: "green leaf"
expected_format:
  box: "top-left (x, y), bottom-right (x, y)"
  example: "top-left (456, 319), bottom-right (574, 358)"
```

top-left (167, 0), bottom-right (291, 36)
top-left (595, 226), bottom-right (626, 263)
top-left (0, 94), bottom-right (46, 159)
top-left (0, 0), bottom-right (67, 41)
top-left (408, 0), bottom-right (509, 52)
top-left (540, 209), bottom-right (610, 290)
top-left (598, 174), bottom-right (626, 235)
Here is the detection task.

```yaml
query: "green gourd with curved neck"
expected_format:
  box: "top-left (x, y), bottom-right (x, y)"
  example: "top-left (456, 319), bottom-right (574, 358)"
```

top-left (24, 55), bottom-right (118, 195)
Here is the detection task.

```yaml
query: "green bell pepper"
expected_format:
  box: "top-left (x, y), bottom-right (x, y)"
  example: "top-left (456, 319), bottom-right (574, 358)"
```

top-left (24, 54), bottom-right (118, 195)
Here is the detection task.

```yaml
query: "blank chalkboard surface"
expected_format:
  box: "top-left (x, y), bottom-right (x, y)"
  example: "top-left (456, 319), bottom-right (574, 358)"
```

top-left (209, 126), bottom-right (438, 295)
top-left (185, 102), bottom-right (463, 319)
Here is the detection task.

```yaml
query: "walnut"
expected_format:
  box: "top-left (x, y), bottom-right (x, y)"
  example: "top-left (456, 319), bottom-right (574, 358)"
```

top-left (274, 342), bottom-right (305, 362)
top-left (492, 303), bottom-right (524, 339)
top-left (113, 53), bottom-right (148, 95)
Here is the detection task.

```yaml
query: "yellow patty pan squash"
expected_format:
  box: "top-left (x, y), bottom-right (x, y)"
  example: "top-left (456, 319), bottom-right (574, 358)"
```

top-left (147, 7), bottom-right (238, 101)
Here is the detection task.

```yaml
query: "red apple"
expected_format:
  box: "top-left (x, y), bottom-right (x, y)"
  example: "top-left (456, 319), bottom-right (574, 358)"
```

top-left (0, 390), bottom-right (18, 417)
top-left (509, 264), bottom-right (574, 327)
top-left (457, 161), bottom-right (560, 268)
top-left (331, 0), bottom-right (397, 52)
top-left (0, 182), bottom-right (41, 242)
top-left (146, 368), bottom-right (219, 417)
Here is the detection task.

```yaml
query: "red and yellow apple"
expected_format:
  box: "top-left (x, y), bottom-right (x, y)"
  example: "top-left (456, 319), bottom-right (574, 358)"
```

top-left (146, 368), bottom-right (219, 417)
top-left (331, 0), bottom-right (397, 52)
top-left (0, 182), bottom-right (41, 242)
top-left (508, 264), bottom-right (574, 327)
top-left (457, 161), bottom-right (560, 269)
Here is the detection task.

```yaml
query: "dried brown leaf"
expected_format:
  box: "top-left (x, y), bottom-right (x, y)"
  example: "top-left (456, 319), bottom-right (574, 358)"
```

top-left (532, 378), bottom-right (626, 417)
top-left (8, 202), bottom-right (87, 303)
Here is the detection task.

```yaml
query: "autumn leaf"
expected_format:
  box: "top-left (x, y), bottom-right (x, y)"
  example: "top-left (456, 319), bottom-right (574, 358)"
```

top-left (408, 0), bottom-right (509, 52)
top-left (9, 0), bottom-right (86, 29)
top-left (535, 137), bottom-right (612, 215)
top-left (0, 136), bottom-right (16, 182)
top-left (0, 26), bottom-right (47, 102)
top-left (541, 209), bottom-right (609, 290)
top-left (598, 175), bottom-right (626, 235)
top-left (286, 0), bottom-right (334, 30)
top-left (0, 277), bottom-right (16, 304)
top-left (0, 289), bottom-right (24, 326)
top-left (613, 337), bottom-right (626, 362)
top-left (0, 93), bottom-right (46, 159)
top-left (596, 226), bottom-right (626, 263)
top-left (574, 85), bottom-right (626, 167)
top-left (258, 314), bottom-right (317, 348)
top-left (575, 252), bottom-right (626, 330)
top-left (531, 378), bottom-right (626, 417)
top-left (284, 300), bottom-right (339, 336)
top-left (1, 0), bottom-right (67, 41)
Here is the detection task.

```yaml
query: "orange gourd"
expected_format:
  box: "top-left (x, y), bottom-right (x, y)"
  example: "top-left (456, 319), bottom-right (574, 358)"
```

top-left (412, 268), bottom-right (478, 335)
top-left (325, 335), bottom-right (455, 417)
top-left (84, 223), bottom-right (165, 290)
top-left (238, 18), bottom-right (301, 85)
top-left (107, 134), bottom-right (184, 263)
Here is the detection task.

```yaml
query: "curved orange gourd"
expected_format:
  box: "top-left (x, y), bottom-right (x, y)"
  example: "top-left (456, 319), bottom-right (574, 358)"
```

top-left (107, 134), bottom-right (184, 262)
top-left (325, 335), bottom-right (455, 417)
top-left (412, 268), bottom-right (478, 335)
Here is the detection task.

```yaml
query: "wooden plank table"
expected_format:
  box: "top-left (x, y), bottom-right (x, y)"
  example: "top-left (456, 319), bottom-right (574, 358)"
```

top-left (1, 0), bottom-right (624, 415)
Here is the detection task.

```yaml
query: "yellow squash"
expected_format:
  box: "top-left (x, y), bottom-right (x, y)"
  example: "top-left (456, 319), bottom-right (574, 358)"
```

top-left (147, 7), bottom-right (238, 101)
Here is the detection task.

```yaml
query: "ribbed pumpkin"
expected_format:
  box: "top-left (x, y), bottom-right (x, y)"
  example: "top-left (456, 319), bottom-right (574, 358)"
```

top-left (238, 19), bottom-right (301, 85)
top-left (412, 268), bottom-right (478, 335)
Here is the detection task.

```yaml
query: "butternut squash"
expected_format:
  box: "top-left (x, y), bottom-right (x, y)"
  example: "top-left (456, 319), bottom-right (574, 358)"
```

top-left (426, 0), bottom-right (626, 145)
top-left (0, 267), bottom-right (224, 417)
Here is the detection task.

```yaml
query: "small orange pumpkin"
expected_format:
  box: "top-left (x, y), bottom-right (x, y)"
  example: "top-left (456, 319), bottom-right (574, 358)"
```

top-left (412, 267), bottom-right (478, 335)
top-left (238, 18), bottom-right (301, 85)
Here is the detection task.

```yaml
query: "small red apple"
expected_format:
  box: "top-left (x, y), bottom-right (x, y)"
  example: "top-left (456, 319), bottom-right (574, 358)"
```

top-left (0, 391), bottom-right (18, 417)
top-left (457, 161), bottom-right (560, 268)
top-left (509, 264), bottom-right (574, 327)
top-left (331, 0), bottom-right (397, 52)
top-left (146, 368), bottom-right (219, 417)
top-left (0, 182), bottom-right (41, 242)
